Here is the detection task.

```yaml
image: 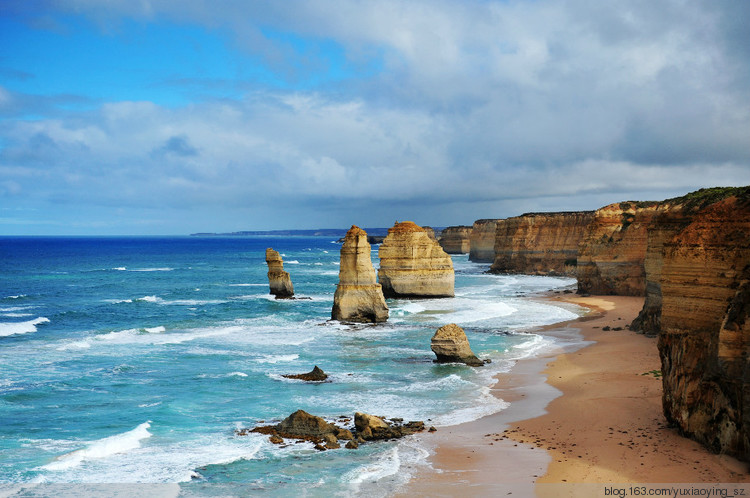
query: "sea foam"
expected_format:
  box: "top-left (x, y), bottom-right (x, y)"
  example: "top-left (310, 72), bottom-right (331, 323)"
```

top-left (0, 317), bottom-right (50, 337)
top-left (42, 422), bottom-right (152, 471)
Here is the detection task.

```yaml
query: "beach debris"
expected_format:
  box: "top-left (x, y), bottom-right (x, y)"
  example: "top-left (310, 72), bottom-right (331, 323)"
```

top-left (282, 366), bottom-right (329, 382)
top-left (332, 226), bottom-right (389, 323)
top-left (431, 323), bottom-right (485, 367)
top-left (265, 248), bottom-right (294, 299)
top-left (236, 409), bottom-right (429, 449)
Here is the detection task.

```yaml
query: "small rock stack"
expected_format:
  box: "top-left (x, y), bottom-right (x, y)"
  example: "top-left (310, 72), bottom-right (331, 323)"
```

top-left (265, 248), bottom-right (294, 299)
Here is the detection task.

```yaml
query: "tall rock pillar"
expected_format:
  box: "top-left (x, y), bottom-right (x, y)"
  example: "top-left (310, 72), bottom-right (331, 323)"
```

top-left (332, 226), bottom-right (389, 323)
top-left (266, 248), bottom-right (294, 299)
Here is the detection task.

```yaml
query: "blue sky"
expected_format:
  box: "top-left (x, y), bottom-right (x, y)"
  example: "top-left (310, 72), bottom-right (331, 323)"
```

top-left (1, 1), bottom-right (749, 235)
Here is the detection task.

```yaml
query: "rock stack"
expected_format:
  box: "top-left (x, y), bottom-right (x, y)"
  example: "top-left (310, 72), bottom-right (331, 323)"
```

top-left (430, 323), bottom-right (484, 367)
top-left (265, 248), bottom-right (294, 299)
top-left (378, 221), bottom-right (454, 298)
top-left (439, 226), bottom-right (472, 254)
top-left (332, 226), bottom-right (389, 323)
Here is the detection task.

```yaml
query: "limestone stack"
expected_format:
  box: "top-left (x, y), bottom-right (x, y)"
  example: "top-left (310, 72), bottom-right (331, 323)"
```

top-left (469, 219), bottom-right (499, 262)
top-left (439, 226), bottom-right (472, 254)
top-left (377, 221), bottom-right (454, 298)
top-left (490, 211), bottom-right (595, 275)
top-left (576, 202), bottom-right (659, 295)
top-left (430, 323), bottom-right (484, 367)
top-left (332, 226), bottom-right (389, 323)
top-left (636, 187), bottom-right (750, 460)
top-left (265, 248), bottom-right (294, 298)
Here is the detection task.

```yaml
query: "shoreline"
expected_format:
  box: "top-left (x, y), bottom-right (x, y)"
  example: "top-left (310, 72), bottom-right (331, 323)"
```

top-left (400, 294), bottom-right (749, 495)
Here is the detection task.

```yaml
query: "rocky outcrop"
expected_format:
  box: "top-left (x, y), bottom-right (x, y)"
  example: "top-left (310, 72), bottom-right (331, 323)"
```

top-left (490, 211), bottom-right (595, 275)
top-left (282, 366), bottom-right (329, 382)
top-left (422, 226), bottom-right (438, 241)
top-left (431, 323), bottom-right (484, 367)
top-left (377, 221), bottom-right (454, 298)
top-left (577, 202), bottom-right (659, 295)
top-left (354, 412), bottom-right (426, 441)
top-left (266, 248), bottom-right (294, 298)
top-left (439, 226), bottom-right (472, 254)
top-left (629, 187), bottom-right (750, 460)
top-left (332, 226), bottom-right (389, 323)
top-left (469, 219), bottom-right (499, 262)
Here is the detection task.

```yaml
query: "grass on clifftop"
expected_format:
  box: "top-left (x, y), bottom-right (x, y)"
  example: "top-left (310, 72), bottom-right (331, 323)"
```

top-left (664, 186), bottom-right (750, 211)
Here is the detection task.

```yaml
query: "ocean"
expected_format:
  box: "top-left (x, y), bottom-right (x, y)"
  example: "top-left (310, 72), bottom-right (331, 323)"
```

top-left (0, 236), bottom-right (584, 495)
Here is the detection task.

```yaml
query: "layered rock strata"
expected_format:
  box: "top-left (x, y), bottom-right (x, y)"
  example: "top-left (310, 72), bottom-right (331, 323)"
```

top-left (469, 219), bottom-right (499, 262)
top-left (265, 248), bottom-right (294, 298)
top-left (439, 226), bottom-right (472, 254)
top-left (431, 323), bottom-right (484, 367)
top-left (576, 202), bottom-right (659, 295)
top-left (490, 211), bottom-right (595, 275)
top-left (332, 226), bottom-right (389, 323)
top-left (635, 187), bottom-right (750, 460)
top-left (377, 221), bottom-right (454, 298)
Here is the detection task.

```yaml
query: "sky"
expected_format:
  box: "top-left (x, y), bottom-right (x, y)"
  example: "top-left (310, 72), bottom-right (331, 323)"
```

top-left (1, 1), bottom-right (748, 235)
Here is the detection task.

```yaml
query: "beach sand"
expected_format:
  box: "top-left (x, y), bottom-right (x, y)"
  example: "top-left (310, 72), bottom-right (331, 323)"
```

top-left (400, 295), bottom-right (750, 496)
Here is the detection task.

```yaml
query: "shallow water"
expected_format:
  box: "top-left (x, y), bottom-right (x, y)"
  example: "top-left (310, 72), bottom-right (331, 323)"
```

top-left (0, 236), bottom-right (582, 492)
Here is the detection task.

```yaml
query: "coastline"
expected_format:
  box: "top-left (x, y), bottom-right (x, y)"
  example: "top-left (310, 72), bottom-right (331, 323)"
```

top-left (400, 294), bottom-right (750, 496)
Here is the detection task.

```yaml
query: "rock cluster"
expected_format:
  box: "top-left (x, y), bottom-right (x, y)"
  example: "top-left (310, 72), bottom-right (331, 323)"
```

top-left (332, 226), bottom-right (389, 323)
top-left (239, 409), bottom-right (428, 451)
top-left (430, 323), bottom-right (484, 367)
top-left (265, 248), bottom-right (294, 299)
top-left (377, 221), bottom-right (454, 298)
top-left (439, 226), bottom-right (472, 254)
top-left (490, 211), bottom-right (594, 276)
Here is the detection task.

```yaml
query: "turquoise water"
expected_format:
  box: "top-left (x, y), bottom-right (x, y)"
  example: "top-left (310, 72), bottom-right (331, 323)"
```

top-left (0, 236), bottom-right (580, 493)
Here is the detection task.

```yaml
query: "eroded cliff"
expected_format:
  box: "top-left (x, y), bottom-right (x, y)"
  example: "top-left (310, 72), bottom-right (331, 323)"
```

top-left (469, 219), bottom-right (498, 263)
top-left (576, 202), bottom-right (659, 296)
top-left (439, 226), bottom-right (472, 254)
top-left (489, 211), bottom-right (594, 275)
top-left (631, 187), bottom-right (750, 460)
top-left (378, 221), bottom-right (454, 298)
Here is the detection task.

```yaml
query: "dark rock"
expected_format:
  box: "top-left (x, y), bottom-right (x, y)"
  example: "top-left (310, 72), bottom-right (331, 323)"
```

top-left (277, 410), bottom-right (337, 438)
top-left (282, 366), bottom-right (329, 382)
top-left (269, 435), bottom-right (283, 444)
top-left (345, 440), bottom-right (359, 449)
top-left (429, 426), bottom-right (437, 432)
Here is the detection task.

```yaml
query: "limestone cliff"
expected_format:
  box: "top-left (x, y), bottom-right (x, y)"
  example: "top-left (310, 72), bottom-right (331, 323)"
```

top-left (576, 202), bottom-right (659, 295)
top-left (469, 219), bottom-right (498, 262)
top-left (489, 211), bottom-right (595, 275)
top-left (439, 226), bottom-right (472, 254)
top-left (332, 226), bottom-right (389, 323)
top-left (634, 187), bottom-right (750, 460)
top-left (265, 248), bottom-right (294, 299)
top-left (378, 221), bottom-right (454, 298)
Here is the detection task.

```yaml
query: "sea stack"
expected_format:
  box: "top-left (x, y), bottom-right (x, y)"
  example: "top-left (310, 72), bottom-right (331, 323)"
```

top-left (431, 323), bottom-right (484, 367)
top-left (265, 248), bottom-right (294, 299)
top-left (378, 221), bottom-right (454, 298)
top-left (439, 226), bottom-right (472, 254)
top-left (332, 226), bottom-right (389, 323)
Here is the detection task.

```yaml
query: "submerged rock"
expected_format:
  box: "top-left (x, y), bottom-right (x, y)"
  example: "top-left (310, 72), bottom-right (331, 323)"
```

top-left (332, 226), bottom-right (389, 323)
top-left (265, 248), bottom-right (294, 299)
top-left (282, 366), bottom-right (329, 382)
top-left (431, 323), bottom-right (484, 367)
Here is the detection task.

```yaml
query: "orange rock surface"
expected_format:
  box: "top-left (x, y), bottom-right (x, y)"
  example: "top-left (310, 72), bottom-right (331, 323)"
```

top-left (469, 219), bottom-right (498, 262)
top-left (439, 226), bottom-right (472, 254)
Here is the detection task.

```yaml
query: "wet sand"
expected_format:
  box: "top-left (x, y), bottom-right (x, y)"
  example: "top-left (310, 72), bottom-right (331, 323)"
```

top-left (400, 295), bottom-right (749, 496)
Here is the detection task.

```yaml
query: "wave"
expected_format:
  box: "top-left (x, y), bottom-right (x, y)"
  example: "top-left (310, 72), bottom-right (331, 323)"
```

top-left (144, 326), bottom-right (166, 334)
top-left (227, 372), bottom-right (248, 377)
top-left (0, 317), bottom-right (50, 337)
top-left (130, 268), bottom-right (174, 272)
top-left (42, 422), bottom-right (152, 471)
top-left (256, 354), bottom-right (299, 364)
top-left (56, 340), bottom-right (92, 351)
top-left (134, 296), bottom-right (227, 306)
top-left (285, 260), bottom-right (300, 264)
top-left (227, 283), bottom-right (266, 287)
top-left (3, 294), bottom-right (27, 300)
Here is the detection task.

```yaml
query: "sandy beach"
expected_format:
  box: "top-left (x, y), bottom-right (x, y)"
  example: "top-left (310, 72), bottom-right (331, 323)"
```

top-left (401, 294), bottom-right (750, 496)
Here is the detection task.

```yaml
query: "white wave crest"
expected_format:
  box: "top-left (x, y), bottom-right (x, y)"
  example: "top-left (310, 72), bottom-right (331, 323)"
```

top-left (144, 326), bottom-right (166, 334)
top-left (0, 317), bottom-right (50, 337)
top-left (42, 422), bottom-right (152, 471)
top-left (256, 354), bottom-right (299, 364)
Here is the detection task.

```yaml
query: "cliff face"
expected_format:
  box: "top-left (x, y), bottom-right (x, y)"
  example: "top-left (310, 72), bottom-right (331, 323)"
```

top-left (469, 219), bottom-right (498, 263)
top-left (632, 187), bottom-right (750, 460)
top-left (265, 248), bottom-right (294, 298)
top-left (576, 202), bottom-right (659, 296)
top-left (332, 226), bottom-right (389, 323)
top-left (378, 221), bottom-right (455, 298)
top-left (439, 226), bottom-right (472, 254)
top-left (489, 212), bottom-right (594, 275)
